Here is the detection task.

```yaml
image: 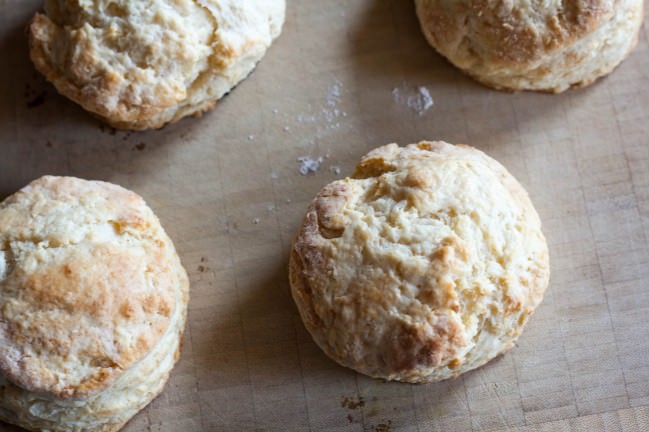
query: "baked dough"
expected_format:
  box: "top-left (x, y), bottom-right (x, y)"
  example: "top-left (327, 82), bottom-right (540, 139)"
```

top-left (29, 0), bottom-right (286, 129)
top-left (290, 142), bottom-right (549, 383)
top-left (0, 176), bottom-right (189, 431)
top-left (415, 0), bottom-right (644, 92)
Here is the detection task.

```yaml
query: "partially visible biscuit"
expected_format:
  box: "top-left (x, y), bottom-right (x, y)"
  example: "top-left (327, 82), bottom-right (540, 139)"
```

top-left (0, 176), bottom-right (189, 431)
top-left (415, 0), bottom-right (644, 92)
top-left (290, 141), bottom-right (549, 383)
top-left (29, 0), bottom-right (286, 129)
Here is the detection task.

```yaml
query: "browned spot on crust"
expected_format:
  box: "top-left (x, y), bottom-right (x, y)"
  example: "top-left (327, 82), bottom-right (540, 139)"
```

top-left (61, 367), bottom-right (119, 399)
top-left (120, 301), bottom-right (136, 319)
top-left (417, 237), bottom-right (465, 310)
top-left (313, 182), bottom-right (352, 239)
top-left (503, 292), bottom-right (523, 315)
top-left (289, 248), bottom-right (326, 335)
top-left (23, 248), bottom-right (141, 319)
top-left (404, 166), bottom-right (431, 188)
top-left (388, 319), bottom-right (462, 372)
top-left (353, 157), bottom-right (397, 179)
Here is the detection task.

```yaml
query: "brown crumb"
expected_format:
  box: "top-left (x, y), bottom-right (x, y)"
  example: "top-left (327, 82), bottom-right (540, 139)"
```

top-left (341, 396), bottom-right (365, 410)
top-left (99, 124), bottom-right (117, 135)
top-left (26, 91), bottom-right (47, 109)
top-left (134, 142), bottom-right (146, 151)
top-left (197, 265), bottom-right (206, 273)
top-left (373, 420), bottom-right (392, 432)
top-left (45, 141), bottom-right (53, 148)
top-left (347, 414), bottom-right (354, 423)
top-left (201, 257), bottom-right (207, 263)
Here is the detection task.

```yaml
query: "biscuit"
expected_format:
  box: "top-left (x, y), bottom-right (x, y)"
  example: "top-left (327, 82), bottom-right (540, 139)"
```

top-left (29, 0), bottom-right (286, 129)
top-left (289, 142), bottom-right (549, 383)
top-left (415, 0), bottom-right (644, 92)
top-left (0, 176), bottom-right (189, 431)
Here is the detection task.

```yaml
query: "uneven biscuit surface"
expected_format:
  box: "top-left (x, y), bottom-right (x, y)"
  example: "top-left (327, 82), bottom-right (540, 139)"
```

top-left (290, 142), bottom-right (549, 383)
top-left (29, 0), bottom-right (286, 129)
top-left (0, 176), bottom-right (189, 431)
top-left (415, 0), bottom-right (644, 92)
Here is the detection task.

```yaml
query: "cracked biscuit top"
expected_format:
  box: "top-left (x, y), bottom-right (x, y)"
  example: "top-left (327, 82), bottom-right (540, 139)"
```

top-left (290, 142), bottom-right (550, 383)
top-left (29, 0), bottom-right (285, 129)
top-left (0, 176), bottom-right (189, 400)
top-left (415, 0), bottom-right (644, 92)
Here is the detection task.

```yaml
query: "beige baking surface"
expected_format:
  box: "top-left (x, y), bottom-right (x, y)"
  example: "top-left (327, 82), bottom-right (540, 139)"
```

top-left (1, 1), bottom-right (648, 431)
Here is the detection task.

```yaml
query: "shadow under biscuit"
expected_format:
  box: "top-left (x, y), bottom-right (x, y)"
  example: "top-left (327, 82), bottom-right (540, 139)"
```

top-left (0, 5), bottom-right (232, 199)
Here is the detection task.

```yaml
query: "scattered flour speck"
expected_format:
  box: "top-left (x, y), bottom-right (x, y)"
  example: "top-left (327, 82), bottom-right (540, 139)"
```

top-left (329, 165), bottom-right (342, 175)
top-left (252, 218), bottom-right (260, 225)
top-left (327, 80), bottom-right (343, 107)
top-left (297, 113), bottom-right (317, 123)
top-left (416, 86), bottom-right (434, 112)
top-left (392, 84), bottom-right (434, 115)
top-left (293, 79), bottom-right (349, 139)
top-left (248, 134), bottom-right (255, 141)
top-left (297, 156), bottom-right (324, 175)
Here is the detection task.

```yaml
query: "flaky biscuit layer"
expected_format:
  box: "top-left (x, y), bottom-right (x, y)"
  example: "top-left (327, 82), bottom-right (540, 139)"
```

top-left (0, 176), bottom-right (189, 431)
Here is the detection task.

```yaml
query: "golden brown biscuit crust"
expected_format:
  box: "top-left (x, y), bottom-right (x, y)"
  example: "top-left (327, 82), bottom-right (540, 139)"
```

top-left (0, 176), bottom-right (188, 400)
top-left (290, 142), bottom-right (550, 383)
top-left (415, 0), bottom-right (644, 92)
top-left (29, 0), bottom-right (285, 129)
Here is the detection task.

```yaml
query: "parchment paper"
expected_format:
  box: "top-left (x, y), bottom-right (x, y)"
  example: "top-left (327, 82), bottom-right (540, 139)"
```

top-left (1, 1), bottom-right (648, 431)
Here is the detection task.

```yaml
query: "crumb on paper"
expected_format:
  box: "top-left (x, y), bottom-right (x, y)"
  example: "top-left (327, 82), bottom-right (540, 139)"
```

top-left (248, 134), bottom-right (255, 141)
top-left (99, 124), bottom-right (117, 135)
top-left (272, 108), bottom-right (279, 114)
top-left (252, 218), bottom-right (260, 225)
top-left (266, 205), bottom-right (275, 213)
top-left (283, 126), bottom-right (291, 132)
top-left (297, 156), bottom-right (324, 175)
top-left (271, 171), bottom-right (279, 180)
top-left (392, 84), bottom-right (434, 115)
top-left (373, 420), bottom-right (393, 432)
top-left (26, 91), bottom-right (47, 109)
top-left (285, 198), bottom-right (292, 204)
top-left (341, 396), bottom-right (365, 410)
